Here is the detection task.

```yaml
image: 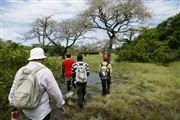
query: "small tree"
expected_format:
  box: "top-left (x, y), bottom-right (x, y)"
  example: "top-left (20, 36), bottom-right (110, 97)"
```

top-left (57, 17), bottom-right (91, 58)
top-left (24, 16), bottom-right (57, 46)
top-left (25, 16), bottom-right (90, 59)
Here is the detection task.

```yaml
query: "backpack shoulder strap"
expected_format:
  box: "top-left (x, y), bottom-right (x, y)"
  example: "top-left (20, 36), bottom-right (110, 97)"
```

top-left (32, 65), bottom-right (46, 73)
top-left (30, 65), bottom-right (46, 93)
top-left (77, 62), bottom-right (80, 66)
top-left (101, 62), bottom-right (104, 67)
top-left (101, 62), bottom-right (108, 67)
top-left (77, 62), bottom-right (85, 67)
top-left (101, 63), bottom-right (103, 67)
top-left (107, 63), bottom-right (109, 67)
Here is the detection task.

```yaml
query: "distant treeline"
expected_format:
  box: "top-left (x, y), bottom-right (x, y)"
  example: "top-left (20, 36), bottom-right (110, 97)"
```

top-left (116, 12), bottom-right (180, 64)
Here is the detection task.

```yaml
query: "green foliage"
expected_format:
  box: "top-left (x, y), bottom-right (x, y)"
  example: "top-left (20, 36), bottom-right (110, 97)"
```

top-left (1, 49), bottom-right (180, 120)
top-left (117, 13), bottom-right (180, 63)
top-left (43, 45), bottom-right (64, 56)
top-left (44, 56), bottom-right (63, 81)
top-left (0, 41), bottom-right (29, 119)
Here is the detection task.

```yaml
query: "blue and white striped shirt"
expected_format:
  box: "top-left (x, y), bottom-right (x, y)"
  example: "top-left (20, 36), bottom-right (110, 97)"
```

top-left (72, 61), bottom-right (89, 82)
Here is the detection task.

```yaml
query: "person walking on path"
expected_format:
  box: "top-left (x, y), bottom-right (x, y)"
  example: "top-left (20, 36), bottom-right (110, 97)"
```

top-left (72, 53), bottom-right (89, 108)
top-left (61, 53), bottom-right (75, 92)
top-left (8, 47), bottom-right (65, 120)
top-left (99, 56), bottom-right (112, 96)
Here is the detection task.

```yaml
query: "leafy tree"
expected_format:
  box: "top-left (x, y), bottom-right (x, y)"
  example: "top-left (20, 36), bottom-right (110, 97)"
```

top-left (157, 12), bottom-right (180, 48)
top-left (116, 13), bottom-right (180, 63)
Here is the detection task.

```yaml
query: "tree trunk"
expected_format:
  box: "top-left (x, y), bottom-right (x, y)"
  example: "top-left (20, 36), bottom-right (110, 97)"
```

top-left (107, 36), bottom-right (114, 63)
top-left (61, 48), bottom-right (67, 59)
top-left (62, 54), bottom-right (65, 59)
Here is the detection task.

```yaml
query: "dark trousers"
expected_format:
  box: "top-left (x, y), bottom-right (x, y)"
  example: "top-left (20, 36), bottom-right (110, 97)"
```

top-left (76, 82), bottom-right (87, 108)
top-left (67, 80), bottom-right (71, 92)
top-left (43, 113), bottom-right (50, 120)
top-left (65, 77), bottom-right (73, 92)
top-left (101, 77), bottom-right (111, 95)
top-left (27, 113), bottom-right (50, 120)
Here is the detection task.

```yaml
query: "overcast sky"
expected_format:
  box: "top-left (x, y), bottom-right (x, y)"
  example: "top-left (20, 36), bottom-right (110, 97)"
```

top-left (0, 0), bottom-right (180, 46)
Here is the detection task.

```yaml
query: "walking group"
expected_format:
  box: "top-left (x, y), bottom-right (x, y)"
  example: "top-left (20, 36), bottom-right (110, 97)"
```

top-left (8, 47), bottom-right (112, 120)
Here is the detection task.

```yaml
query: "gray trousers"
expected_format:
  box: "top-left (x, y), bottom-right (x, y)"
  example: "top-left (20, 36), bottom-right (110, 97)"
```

top-left (65, 77), bottom-right (73, 92)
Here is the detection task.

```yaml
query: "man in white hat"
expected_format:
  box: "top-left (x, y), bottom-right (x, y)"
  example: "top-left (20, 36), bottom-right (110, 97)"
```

top-left (9, 47), bottom-right (65, 120)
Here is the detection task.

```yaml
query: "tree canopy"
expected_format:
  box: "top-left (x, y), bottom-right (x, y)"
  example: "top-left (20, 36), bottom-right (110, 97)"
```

top-left (25, 16), bottom-right (90, 58)
top-left (82, 0), bottom-right (151, 61)
top-left (116, 12), bottom-right (180, 63)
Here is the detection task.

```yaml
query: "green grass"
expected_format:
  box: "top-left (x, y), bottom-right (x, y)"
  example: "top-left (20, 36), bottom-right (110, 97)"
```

top-left (49, 54), bottom-right (105, 73)
top-left (57, 55), bottom-right (180, 120)
top-left (83, 54), bottom-right (103, 73)
top-left (3, 52), bottom-right (179, 120)
top-left (112, 62), bottom-right (179, 119)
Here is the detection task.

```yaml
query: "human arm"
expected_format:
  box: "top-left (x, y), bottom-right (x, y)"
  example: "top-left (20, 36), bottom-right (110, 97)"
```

top-left (98, 64), bottom-right (101, 77)
top-left (61, 61), bottom-right (65, 78)
top-left (71, 63), bottom-right (76, 83)
top-left (8, 68), bottom-right (24, 107)
top-left (85, 63), bottom-right (90, 76)
top-left (8, 80), bottom-right (16, 106)
top-left (43, 69), bottom-right (65, 109)
top-left (62, 68), bottom-right (65, 78)
top-left (8, 70), bottom-right (21, 119)
top-left (108, 64), bottom-right (112, 76)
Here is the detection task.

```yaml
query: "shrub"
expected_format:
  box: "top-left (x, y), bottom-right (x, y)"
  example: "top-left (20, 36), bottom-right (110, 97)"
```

top-left (0, 42), bottom-right (28, 119)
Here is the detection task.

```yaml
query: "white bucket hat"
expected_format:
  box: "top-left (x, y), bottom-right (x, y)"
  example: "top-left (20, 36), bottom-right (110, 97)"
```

top-left (28, 47), bottom-right (47, 61)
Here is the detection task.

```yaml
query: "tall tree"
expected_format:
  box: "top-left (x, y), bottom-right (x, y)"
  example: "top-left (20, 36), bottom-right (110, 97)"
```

top-left (82, 0), bottom-right (151, 61)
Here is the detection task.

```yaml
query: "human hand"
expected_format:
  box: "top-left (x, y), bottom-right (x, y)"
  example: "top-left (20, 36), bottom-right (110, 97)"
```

top-left (59, 106), bottom-right (64, 113)
top-left (74, 80), bottom-right (76, 84)
top-left (11, 110), bottom-right (19, 120)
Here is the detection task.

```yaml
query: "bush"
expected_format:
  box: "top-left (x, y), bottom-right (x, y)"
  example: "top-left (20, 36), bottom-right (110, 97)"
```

top-left (0, 42), bottom-right (29, 119)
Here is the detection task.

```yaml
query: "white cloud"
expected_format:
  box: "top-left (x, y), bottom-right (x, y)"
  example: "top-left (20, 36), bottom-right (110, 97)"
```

top-left (1, 0), bottom-right (88, 43)
top-left (1, 0), bottom-right (180, 45)
top-left (3, 0), bottom-right (88, 22)
top-left (144, 0), bottom-right (180, 26)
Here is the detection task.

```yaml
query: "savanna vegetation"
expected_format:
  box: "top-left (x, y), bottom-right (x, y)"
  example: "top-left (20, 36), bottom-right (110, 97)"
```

top-left (117, 12), bottom-right (180, 64)
top-left (0, 41), bottom-right (29, 119)
top-left (1, 0), bottom-right (180, 120)
top-left (0, 41), bottom-right (180, 120)
top-left (58, 54), bottom-right (179, 120)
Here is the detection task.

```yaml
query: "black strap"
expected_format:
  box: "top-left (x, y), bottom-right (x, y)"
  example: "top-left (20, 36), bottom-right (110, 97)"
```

top-left (101, 62), bottom-right (109, 67)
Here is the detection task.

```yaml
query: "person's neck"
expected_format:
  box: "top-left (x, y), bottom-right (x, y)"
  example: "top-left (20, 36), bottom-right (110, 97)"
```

top-left (31, 59), bottom-right (43, 64)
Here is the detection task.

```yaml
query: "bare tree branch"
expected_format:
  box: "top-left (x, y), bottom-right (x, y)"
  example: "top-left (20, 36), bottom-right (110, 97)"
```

top-left (82, 0), bottom-right (151, 61)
